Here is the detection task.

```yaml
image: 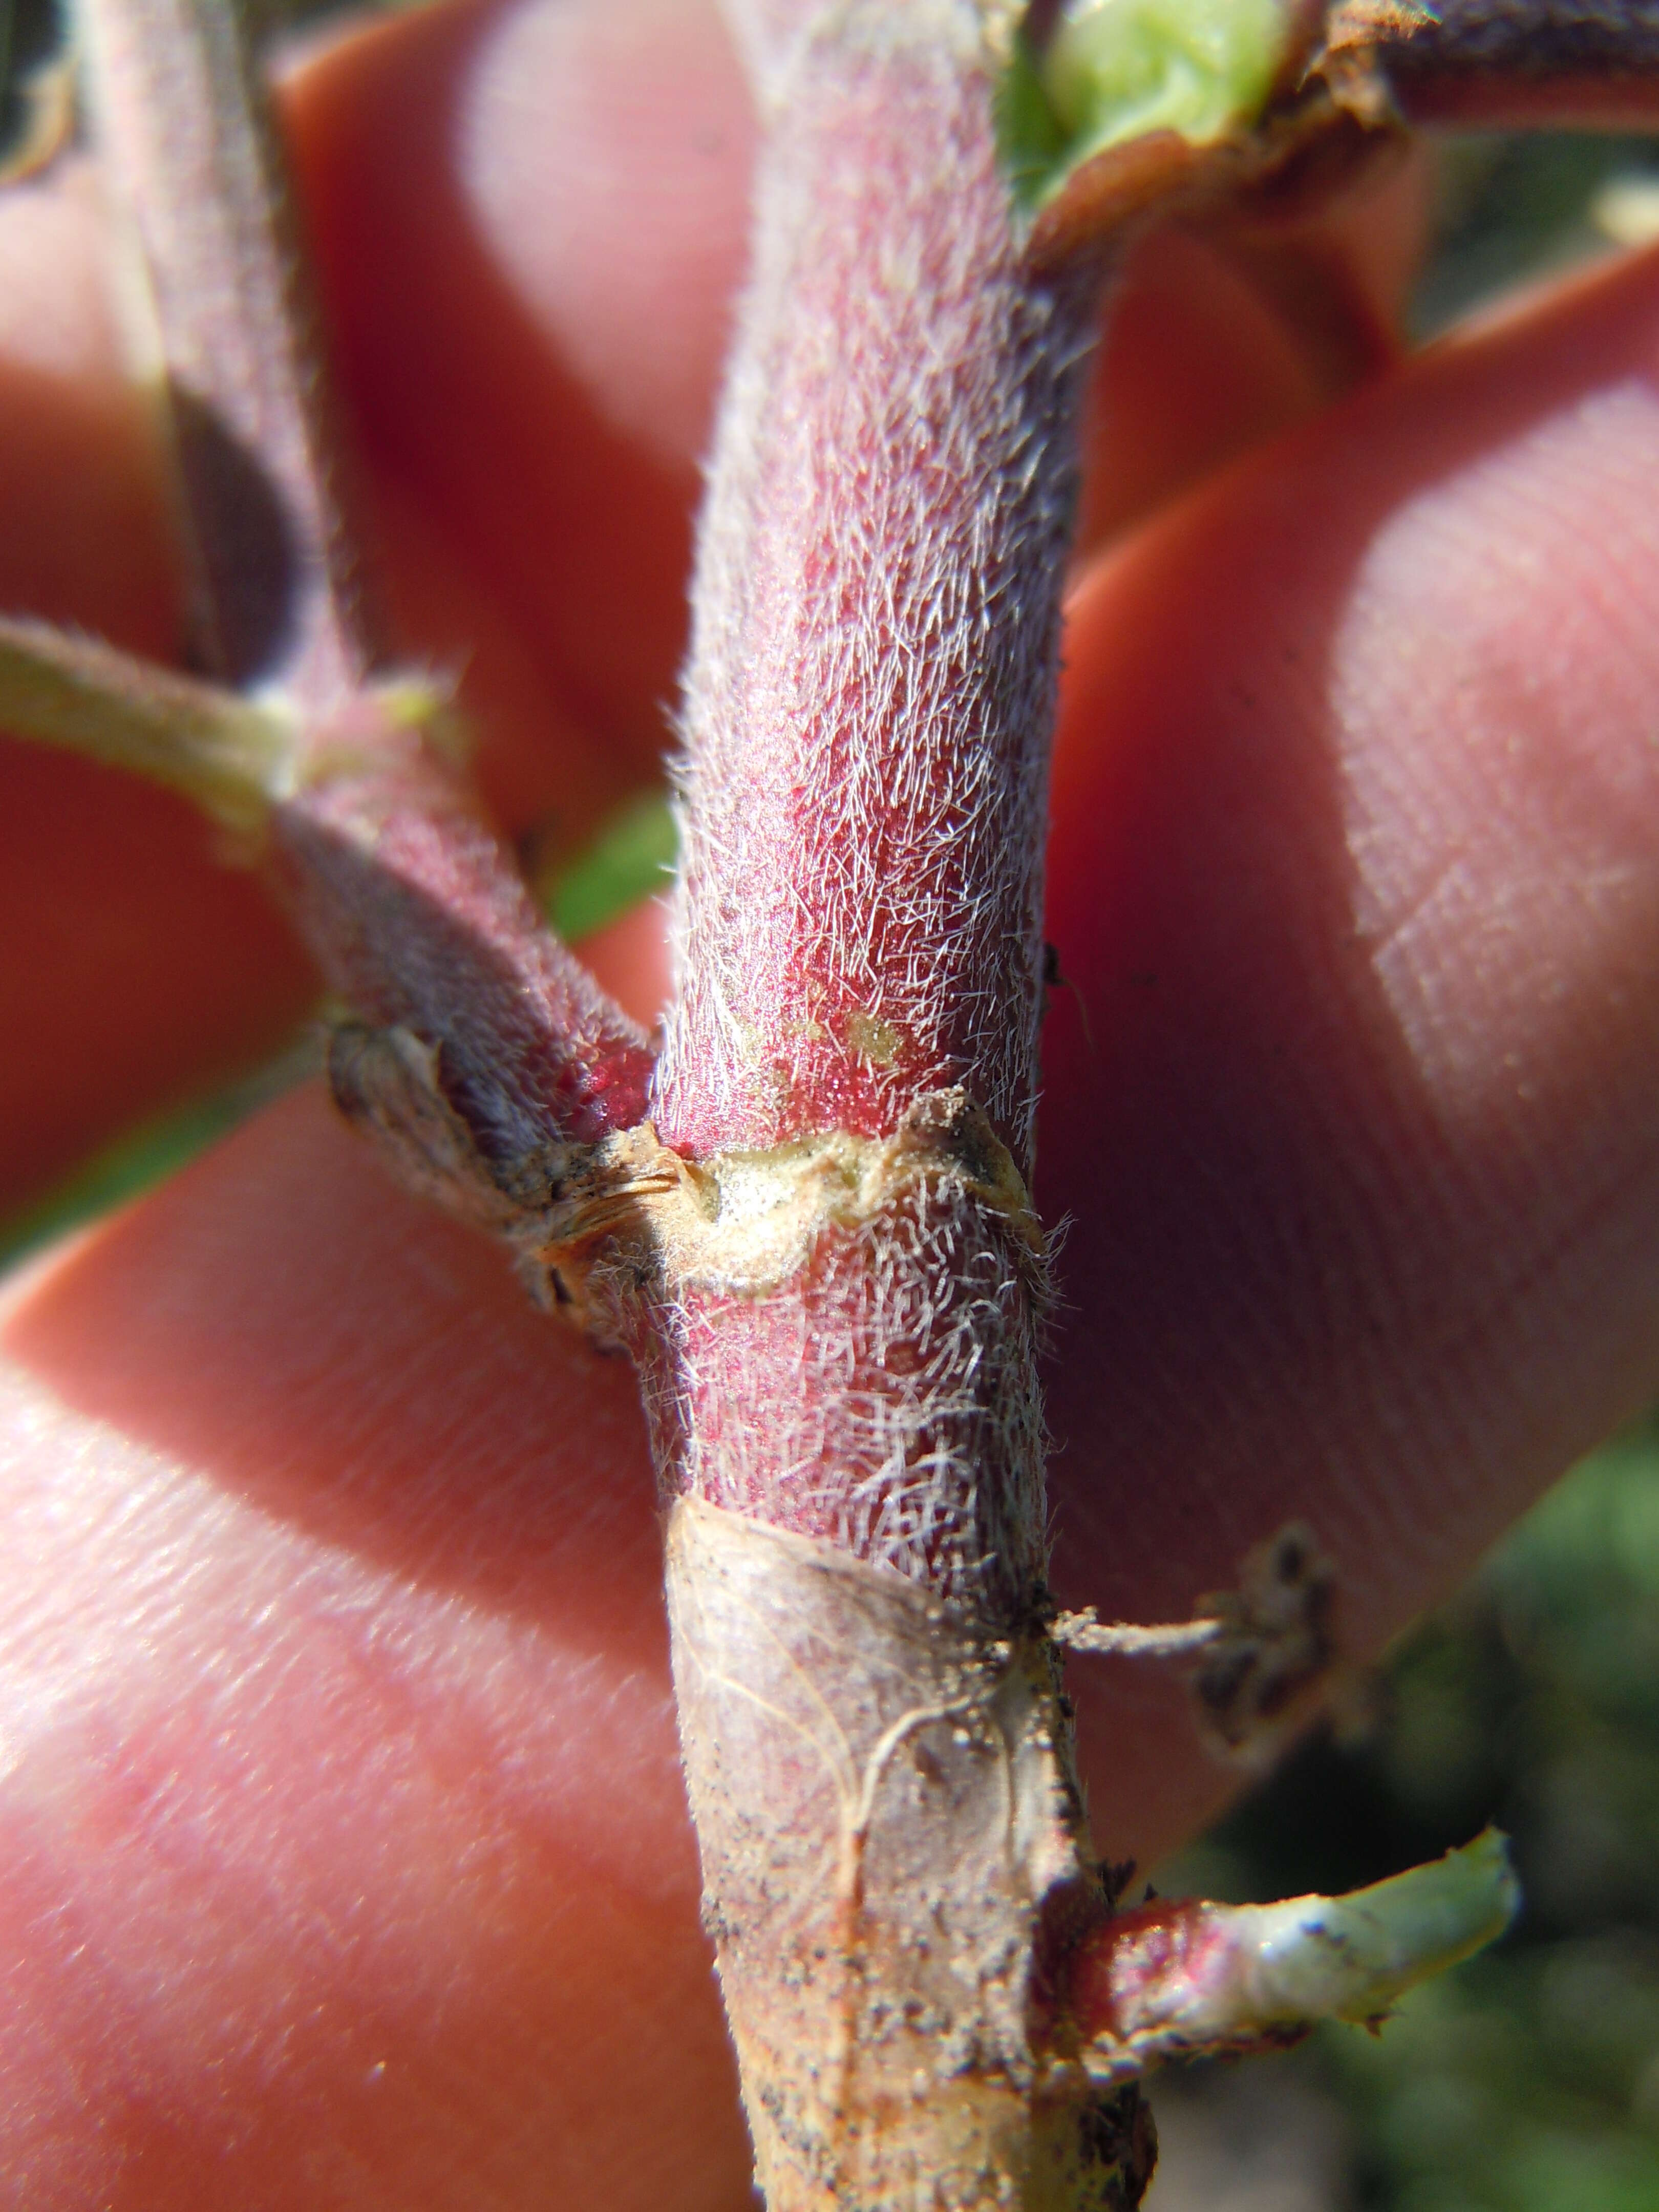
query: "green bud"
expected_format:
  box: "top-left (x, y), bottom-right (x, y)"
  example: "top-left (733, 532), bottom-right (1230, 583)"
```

top-left (999, 0), bottom-right (1293, 212)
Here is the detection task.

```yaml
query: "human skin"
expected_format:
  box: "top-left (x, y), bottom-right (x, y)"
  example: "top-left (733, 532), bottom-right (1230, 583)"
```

top-left (1, 1), bottom-right (1658, 2205)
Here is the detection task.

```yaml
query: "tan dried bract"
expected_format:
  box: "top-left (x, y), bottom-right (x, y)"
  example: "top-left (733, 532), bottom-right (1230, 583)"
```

top-left (1188, 1521), bottom-right (1344, 1761)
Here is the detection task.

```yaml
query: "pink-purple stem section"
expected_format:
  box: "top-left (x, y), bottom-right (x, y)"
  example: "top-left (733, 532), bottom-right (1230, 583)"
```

top-left (277, 764), bottom-right (655, 1161)
top-left (655, 2), bottom-right (1095, 1175)
top-left (644, 2), bottom-right (1098, 1607)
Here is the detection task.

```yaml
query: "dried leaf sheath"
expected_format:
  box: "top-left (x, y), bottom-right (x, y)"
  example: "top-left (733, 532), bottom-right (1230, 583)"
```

top-left (665, 1497), bottom-right (1153, 2212)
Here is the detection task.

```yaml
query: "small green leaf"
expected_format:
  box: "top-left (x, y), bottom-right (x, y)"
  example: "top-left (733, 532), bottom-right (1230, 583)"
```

top-left (1239, 1826), bottom-right (1523, 2028)
top-left (1085, 1829), bottom-right (1521, 2081)
top-left (544, 793), bottom-right (678, 943)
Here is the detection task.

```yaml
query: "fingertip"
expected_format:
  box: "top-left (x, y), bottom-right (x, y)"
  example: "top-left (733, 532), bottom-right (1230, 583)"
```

top-left (575, 894), bottom-right (674, 1033)
top-left (454, 0), bottom-right (755, 472)
top-left (1043, 243), bottom-right (1659, 1867)
top-left (0, 743), bottom-right (316, 1213)
top-left (1074, 224), bottom-right (1330, 551)
top-left (1075, 142), bottom-right (1432, 552)
top-left (0, 160), bottom-right (179, 650)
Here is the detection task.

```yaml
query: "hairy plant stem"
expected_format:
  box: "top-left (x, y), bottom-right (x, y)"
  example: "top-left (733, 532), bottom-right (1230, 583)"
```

top-left (77, 0), bottom-right (655, 1161)
top-left (655, 0), bottom-right (1095, 1601)
top-left (623, 14), bottom-right (1161, 2199)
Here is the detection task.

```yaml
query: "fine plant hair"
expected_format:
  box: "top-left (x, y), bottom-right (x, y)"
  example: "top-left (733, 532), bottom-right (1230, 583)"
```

top-left (641, 1160), bottom-right (1059, 1600)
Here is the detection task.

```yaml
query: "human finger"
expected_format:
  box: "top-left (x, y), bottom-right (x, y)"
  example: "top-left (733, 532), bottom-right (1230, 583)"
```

top-left (1040, 239), bottom-right (1659, 1868)
top-left (0, 1088), bottom-right (751, 2211)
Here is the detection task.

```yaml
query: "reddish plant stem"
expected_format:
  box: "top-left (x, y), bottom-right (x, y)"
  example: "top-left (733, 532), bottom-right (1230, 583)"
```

top-left (646, 0), bottom-right (1098, 1612)
top-left (282, 754), bottom-right (657, 1160)
top-left (79, 0), bottom-right (374, 706)
top-left (658, 4), bottom-right (1092, 1172)
top-left (79, 0), bottom-right (654, 1158)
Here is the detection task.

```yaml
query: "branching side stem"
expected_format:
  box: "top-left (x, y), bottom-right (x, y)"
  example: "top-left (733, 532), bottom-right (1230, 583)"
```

top-left (76, 0), bottom-right (657, 1166)
top-left (79, 0), bottom-right (374, 706)
top-left (1323, 0), bottom-right (1659, 127)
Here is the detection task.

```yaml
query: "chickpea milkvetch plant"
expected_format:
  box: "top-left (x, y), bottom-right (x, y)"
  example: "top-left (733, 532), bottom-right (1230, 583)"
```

top-left (2, 1), bottom-right (1659, 2206)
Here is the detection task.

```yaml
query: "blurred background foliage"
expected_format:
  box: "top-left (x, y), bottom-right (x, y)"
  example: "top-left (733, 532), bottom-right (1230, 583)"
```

top-left (0, 0), bottom-right (58, 163)
top-left (4, 6), bottom-right (1659, 2206)
top-left (1412, 131), bottom-right (1659, 337)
